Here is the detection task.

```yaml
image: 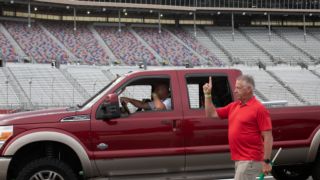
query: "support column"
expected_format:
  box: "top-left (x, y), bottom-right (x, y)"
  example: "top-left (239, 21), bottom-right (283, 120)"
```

top-left (231, 12), bottom-right (235, 41)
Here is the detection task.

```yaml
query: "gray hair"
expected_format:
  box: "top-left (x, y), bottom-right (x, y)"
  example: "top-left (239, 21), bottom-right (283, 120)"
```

top-left (237, 75), bottom-right (255, 89)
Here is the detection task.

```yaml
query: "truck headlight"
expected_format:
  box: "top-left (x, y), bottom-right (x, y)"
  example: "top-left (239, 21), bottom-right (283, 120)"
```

top-left (0, 126), bottom-right (13, 149)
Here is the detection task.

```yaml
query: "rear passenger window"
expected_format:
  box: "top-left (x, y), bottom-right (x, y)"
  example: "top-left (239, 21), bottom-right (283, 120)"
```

top-left (186, 75), bottom-right (233, 109)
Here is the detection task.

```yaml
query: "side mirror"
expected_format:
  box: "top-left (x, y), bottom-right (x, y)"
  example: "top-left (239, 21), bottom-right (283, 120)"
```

top-left (96, 93), bottom-right (121, 120)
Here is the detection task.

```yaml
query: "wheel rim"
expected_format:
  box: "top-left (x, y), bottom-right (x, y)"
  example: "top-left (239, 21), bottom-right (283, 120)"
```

top-left (30, 170), bottom-right (64, 180)
top-left (283, 169), bottom-right (299, 177)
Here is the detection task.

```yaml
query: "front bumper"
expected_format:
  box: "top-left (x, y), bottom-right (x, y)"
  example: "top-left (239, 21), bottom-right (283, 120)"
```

top-left (0, 157), bottom-right (11, 180)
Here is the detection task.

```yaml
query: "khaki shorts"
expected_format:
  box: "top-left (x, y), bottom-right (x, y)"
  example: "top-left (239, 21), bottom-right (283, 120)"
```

top-left (234, 161), bottom-right (262, 180)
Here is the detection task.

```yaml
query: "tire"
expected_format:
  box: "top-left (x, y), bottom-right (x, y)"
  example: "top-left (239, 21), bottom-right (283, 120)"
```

top-left (16, 158), bottom-right (78, 180)
top-left (272, 165), bottom-right (311, 180)
top-left (313, 155), bottom-right (320, 180)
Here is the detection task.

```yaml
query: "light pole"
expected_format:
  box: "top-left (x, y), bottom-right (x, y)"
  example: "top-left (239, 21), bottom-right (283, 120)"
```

top-left (231, 12), bottom-right (235, 41)
top-left (51, 78), bottom-right (55, 105)
top-left (72, 86), bottom-right (75, 105)
top-left (118, 9), bottom-right (121, 33)
top-left (158, 12), bottom-right (162, 34)
top-left (73, 7), bottom-right (77, 31)
top-left (5, 76), bottom-right (9, 108)
top-left (93, 80), bottom-right (97, 95)
top-left (29, 78), bottom-right (32, 102)
top-left (28, 0), bottom-right (31, 28)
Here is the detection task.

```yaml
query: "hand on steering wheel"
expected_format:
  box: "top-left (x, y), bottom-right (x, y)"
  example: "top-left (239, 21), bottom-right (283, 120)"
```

top-left (120, 97), bottom-right (131, 114)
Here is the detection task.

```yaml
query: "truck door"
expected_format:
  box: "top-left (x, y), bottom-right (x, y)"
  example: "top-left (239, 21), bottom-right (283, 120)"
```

top-left (91, 72), bottom-right (185, 176)
top-left (178, 71), bottom-right (234, 172)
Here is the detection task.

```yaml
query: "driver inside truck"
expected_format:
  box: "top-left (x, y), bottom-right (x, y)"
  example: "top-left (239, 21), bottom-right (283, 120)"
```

top-left (120, 82), bottom-right (172, 111)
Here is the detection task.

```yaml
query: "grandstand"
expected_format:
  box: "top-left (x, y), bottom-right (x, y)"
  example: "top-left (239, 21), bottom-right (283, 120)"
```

top-left (1, 21), bottom-right (319, 66)
top-left (42, 22), bottom-right (110, 65)
top-left (94, 25), bottom-right (159, 66)
top-left (2, 21), bottom-right (69, 63)
top-left (0, 0), bottom-right (319, 110)
top-left (205, 26), bottom-right (273, 65)
top-left (0, 68), bottom-right (20, 108)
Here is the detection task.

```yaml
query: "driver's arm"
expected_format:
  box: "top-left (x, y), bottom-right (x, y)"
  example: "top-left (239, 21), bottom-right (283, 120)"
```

top-left (121, 97), bottom-right (150, 110)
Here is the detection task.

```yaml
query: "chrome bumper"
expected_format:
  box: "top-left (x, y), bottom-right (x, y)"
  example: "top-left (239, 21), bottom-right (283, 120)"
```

top-left (0, 157), bottom-right (11, 180)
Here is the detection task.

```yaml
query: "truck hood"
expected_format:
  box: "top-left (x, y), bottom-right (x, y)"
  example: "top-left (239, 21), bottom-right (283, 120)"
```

top-left (0, 108), bottom-right (76, 125)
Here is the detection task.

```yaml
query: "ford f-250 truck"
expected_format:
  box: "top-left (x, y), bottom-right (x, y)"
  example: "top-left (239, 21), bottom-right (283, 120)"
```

top-left (0, 68), bottom-right (320, 180)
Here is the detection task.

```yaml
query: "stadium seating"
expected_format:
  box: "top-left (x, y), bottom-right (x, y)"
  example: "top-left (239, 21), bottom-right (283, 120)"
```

top-left (8, 64), bottom-right (85, 107)
top-left (274, 27), bottom-right (320, 62)
top-left (169, 28), bottom-right (224, 66)
top-left (238, 66), bottom-right (302, 105)
top-left (65, 66), bottom-right (111, 96)
top-left (269, 65), bottom-right (320, 105)
top-left (183, 27), bottom-right (230, 65)
top-left (240, 27), bottom-right (312, 64)
top-left (205, 26), bottom-right (273, 65)
top-left (0, 30), bottom-right (18, 62)
top-left (2, 63), bottom-right (320, 110)
top-left (308, 28), bottom-right (320, 41)
top-left (134, 27), bottom-right (200, 66)
top-left (1, 20), bottom-right (320, 67)
top-left (94, 26), bottom-right (158, 66)
top-left (0, 68), bottom-right (20, 107)
top-left (3, 21), bottom-right (69, 63)
top-left (43, 22), bottom-right (110, 65)
top-left (104, 66), bottom-right (140, 76)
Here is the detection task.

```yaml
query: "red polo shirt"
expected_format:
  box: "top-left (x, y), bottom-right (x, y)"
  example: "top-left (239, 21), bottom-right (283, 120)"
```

top-left (216, 96), bottom-right (272, 161)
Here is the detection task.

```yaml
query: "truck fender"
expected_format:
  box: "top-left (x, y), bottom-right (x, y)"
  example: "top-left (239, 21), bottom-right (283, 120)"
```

top-left (307, 129), bottom-right (320, 163)
top-left (3, 131), bottom-right (94, 177)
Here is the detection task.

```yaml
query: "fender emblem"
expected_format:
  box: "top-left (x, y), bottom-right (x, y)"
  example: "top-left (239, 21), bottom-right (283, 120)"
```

top-left (97, 143), bottom-right (108, 150)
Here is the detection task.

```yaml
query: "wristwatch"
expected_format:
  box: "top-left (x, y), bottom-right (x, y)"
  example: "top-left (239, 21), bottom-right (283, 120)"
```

top-left (264, 159), bottom-right (271, 164)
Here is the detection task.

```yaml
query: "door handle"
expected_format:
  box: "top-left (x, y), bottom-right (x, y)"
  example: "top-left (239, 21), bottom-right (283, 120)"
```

top-left (161, 120), bottom-right (178, 132)
top-left (172, 120), bottom-right (177, 132)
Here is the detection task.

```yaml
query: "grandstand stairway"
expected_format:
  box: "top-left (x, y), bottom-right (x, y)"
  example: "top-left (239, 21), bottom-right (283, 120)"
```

top-left (101, 69), bottom-right (117, 81)
top-left (237, 28), bottom-right (275, 64)
top-left (254, 89), bottom-right (269, 102)
top-left (310, 69), bottom-right (320, 79)
top-left (39, 23), bottom-right (78, 62)
top-left (4, 67), bottom-right (33, 108)
top-left (89, 25), bottom-right (117, 65)
top-left (308, 30), bottom-right (320, 42)
top-left (0, 23), bottom-right (26, 60)
top-left (59, 69), bottom-right (91, 100)
top-left (201, 27), bottom-right (234, 64)
top-left (129, 27), bottom-right (164, 65)
top-left (165, 28), bottom-right (207, 65)
top-left (272, 29), bottom-right (316, 64)
top-left (183, 27), bottom-right (230, 65)
top-left (265, 69), bottom-right (309, 105)
top-left (205, 26), bottom-right (275, 65)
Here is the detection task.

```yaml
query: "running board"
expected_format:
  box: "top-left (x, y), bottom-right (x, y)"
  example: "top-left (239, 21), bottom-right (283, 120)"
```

top-left (90, 169), bottom-right (235, 180)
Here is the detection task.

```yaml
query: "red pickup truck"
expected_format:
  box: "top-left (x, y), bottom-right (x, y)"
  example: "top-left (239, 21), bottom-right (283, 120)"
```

top-left (0, 68), bottom-right (320, 180)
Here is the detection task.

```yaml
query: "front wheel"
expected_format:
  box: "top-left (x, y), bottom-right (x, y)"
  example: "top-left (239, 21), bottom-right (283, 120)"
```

top-left (16, 158), bottom-right (78, 180)
top-left (271, 165), bottom-right (311, 180)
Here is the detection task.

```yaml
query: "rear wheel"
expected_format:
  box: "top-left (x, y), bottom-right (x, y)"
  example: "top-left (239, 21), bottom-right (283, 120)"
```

top-left (272, 165), bottom-right (311, 180)
top-left (16, 158), bottom-right (78, 180)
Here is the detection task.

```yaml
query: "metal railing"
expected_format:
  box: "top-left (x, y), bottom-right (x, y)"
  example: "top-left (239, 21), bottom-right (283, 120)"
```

top-left (77, 0), bottom-right (320, 9)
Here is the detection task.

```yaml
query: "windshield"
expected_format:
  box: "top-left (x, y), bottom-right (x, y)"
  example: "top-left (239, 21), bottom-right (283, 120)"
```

top-left (77, 75), bottom-right (125, 110)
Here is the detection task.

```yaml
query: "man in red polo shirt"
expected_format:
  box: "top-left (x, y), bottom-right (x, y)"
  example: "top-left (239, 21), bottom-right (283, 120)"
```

top-left (203, 75), bottom-right (273, 180)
